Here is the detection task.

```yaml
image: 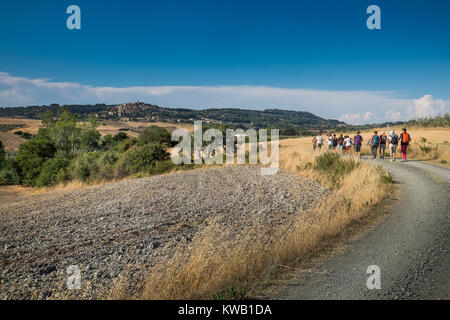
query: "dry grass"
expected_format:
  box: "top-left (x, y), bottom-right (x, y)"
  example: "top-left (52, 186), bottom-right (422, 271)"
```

top-left (0, 185), bottom-right (37, 203)
top-left (110, 139), bottom-right (393, 300)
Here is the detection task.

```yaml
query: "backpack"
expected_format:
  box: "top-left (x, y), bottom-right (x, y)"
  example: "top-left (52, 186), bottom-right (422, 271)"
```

top-left (401, 132), bottom-right (410, 144)
top-left (354, 135), bottom-right (362, 145)
top-left (372, 135), bottom-right (379, 144)
top-left (380, 134), bottom-right (387, 144)
top-left (333, 138), bottom-right (338, 146)
top-left (390, 135), bottom-right (398, 145)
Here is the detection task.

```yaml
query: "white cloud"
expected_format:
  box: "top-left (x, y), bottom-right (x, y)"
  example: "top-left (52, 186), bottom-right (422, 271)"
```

top-left (408, 94), bottom-right (447, 119)
top-left (0, 72), bottom-right (449, 124)
top-left (338, 112), bottom-right (377, 125)
top-left (384, 110), bottom-right (403, 122)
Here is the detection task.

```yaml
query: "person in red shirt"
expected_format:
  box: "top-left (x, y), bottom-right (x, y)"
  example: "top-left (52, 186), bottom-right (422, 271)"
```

top-left (400, 128), bottom-right (411, 162)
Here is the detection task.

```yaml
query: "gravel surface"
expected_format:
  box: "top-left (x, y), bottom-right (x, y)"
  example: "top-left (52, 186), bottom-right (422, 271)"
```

top-left (277, 159), bottom-right (450, 300)
top-left (0, 166), bottom-right (327, 299)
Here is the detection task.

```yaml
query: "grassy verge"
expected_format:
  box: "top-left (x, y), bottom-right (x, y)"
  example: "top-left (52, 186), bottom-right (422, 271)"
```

top-left (109, 140), bottom-right (394, 300)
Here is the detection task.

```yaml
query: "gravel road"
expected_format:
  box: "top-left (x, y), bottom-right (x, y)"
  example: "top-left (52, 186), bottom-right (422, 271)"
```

top-left (0, 166), bottom-right (327, 299)
top-left (277, 159), bottom-right (450, 300)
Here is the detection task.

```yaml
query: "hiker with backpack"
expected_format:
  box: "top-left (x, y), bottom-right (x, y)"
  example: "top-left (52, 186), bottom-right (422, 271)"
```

top-left (337, 134), bottom-right (344, 153)
top-left (388, 130), bottom-right (399, 161)
top-left (370, 131), bottom-right (380, 159)
top-left (379, 131), bottom-right (387, 159)
top-left (332, 134), bottom-right (338, 150)
top-left (400, 128), bottom-right (411, 162)
top-left (312, 136), bottom-right (317, 151)
top-left (353, 131), bottom-right (363, 159)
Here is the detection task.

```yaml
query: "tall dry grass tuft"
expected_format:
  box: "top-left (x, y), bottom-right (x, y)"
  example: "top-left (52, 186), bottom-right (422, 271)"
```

top-left (111, 139), bottom-right (393, 300)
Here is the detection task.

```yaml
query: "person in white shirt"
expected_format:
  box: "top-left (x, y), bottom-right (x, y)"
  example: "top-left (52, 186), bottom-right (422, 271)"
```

top-left (317, 135), bottom-right (323, 150)
top-left (344, 136), bottom-right (352, 154)
top-left (327, 134), bottom-right (334, 150)
top-left (388, 130), bottom-right (399, 161)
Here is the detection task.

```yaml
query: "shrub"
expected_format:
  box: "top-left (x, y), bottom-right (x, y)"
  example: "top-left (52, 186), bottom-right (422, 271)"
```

top-left (69, 152), bottom-right (102, 182)
top-left (0, 140), bottom-right (5, 169)
top-left (0, 167), bottom-right (21, 185)
top-left (151, 160), bottom-right (175, 175)
top-left (14, 131), bottom-right (33, 140)
top-left (80, 129), bottom-right (101, 152)
top-left (138, 126), bottom-right (171, 146)
top-left (35, 156), bottom-right (70, 187)
top-left (374, 165), bottom-right (394, 184)
top-left (113, 132), bottom-right (128, 142)
top-left (117, 138), bottom-right (136, 152)
top-left (101, 134), bottom-right (115, 150)
top-left (313, 152), bottom-right (359, 189)
top-left (118, 144), bottom-right (169, 175)
top-left (0, 150), bottom-right (21, 185)
top-left (101, 151), bottom-right (119, 166)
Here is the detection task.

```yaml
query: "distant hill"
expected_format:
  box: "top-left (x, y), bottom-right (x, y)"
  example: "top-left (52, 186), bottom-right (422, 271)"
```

top-left (0, 102), bottom-right (344, 130)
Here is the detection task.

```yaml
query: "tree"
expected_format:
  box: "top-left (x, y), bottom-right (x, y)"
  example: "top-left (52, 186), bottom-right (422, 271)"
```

top-left (15, 137), bottom-right (56, 185)
top-left (42, 110), bottom-right (55, 128)
top-left (80, 129), bottom-right (101, 152)
top-left (49, 109), bottom-right (81, 153)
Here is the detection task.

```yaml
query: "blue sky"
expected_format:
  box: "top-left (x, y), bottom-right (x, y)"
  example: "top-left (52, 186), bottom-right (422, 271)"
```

top-left (1, 0), bottom-right (449, 124)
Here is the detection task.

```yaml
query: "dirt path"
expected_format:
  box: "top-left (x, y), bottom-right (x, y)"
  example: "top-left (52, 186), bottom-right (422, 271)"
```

top-left (277, 159), bottom-right (450, 300)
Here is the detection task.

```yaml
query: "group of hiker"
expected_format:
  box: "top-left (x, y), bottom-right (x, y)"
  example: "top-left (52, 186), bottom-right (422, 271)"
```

top-left (312, 128), bottom-right (412, 162)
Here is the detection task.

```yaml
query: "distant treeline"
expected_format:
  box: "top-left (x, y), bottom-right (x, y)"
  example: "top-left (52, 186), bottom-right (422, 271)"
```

top-left (0, 104), bottom-right (112, 120)
top-left (0, 103), bottom-right (344, 130)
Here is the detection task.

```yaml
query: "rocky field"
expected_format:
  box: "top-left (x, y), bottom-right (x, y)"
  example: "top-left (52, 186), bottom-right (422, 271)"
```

top-left (0, 166), bottom-right (327, 299)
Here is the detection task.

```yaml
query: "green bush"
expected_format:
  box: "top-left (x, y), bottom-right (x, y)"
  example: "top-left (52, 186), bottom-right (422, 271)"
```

top-left (0, 140), bottom-right (5, 169)
top-left (69, 152), bottom-right (102, 182)
top-left (113, 132), bottom-right (128, 143)
top-left (15, 137), bottom-right (56, 185)
top-left (374, 165), bottom-right (394, 184)
top-left (80, 129), bottom-right (101, 152)
top-left (138, 126), bottom-right (171, 146)
top-left (0, 150), bottom-right (21, 185)
top-left (0, 167), bottom-right (21, 185)
top-left (118, 144), bottom-right (169, 175)
top-left (151, 160), bottom-right (175, 174)
top-left (313, 152), bottom-right (359, 189)
top-left (35, 156), bottom-right (70, 187)
top-left (117, 138), bottom-right (136, 152)
top-left (101, 151), bottom-right (119, 166)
